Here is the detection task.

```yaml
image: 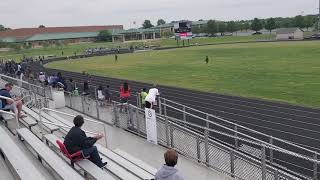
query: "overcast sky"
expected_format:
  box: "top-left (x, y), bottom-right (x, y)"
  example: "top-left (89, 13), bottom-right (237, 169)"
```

top-left (0, 0), bottom-right (319, 29)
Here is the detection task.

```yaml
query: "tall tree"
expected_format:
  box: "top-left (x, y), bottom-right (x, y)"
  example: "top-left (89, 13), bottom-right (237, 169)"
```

top-left (294, 15), bottom-right (305, 28)
top-left (251, 18), bottom-right (263, 33)
top-left (157, 19), bottom-right (166, 26)
top-left (227, 21), bottom-right (238, 34)
top-left (243, 22), bottom-right (251, 31)
top-left (218, 22), bottom-right (227, 35)
top-left (142, 20), bottom-right (154, 29)
top-left (191, 26), bottom-right (200, 34)
top-left (265, 18), bottom-right (276, 33)
top-left (304, 16), bottom-right (314, 31)
top-left (97, 30), bottom-right (112, 42)
top-left (206, 20), bottom-right (218, 35)
top-left (38, 25), bottom-right (46, 28)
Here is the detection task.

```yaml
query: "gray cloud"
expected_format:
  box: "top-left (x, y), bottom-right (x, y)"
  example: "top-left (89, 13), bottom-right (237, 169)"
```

top-left (0, 0), bottom-right (318, 29)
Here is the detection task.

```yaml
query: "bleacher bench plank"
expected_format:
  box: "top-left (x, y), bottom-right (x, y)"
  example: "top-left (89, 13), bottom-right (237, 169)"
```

top-left (44, 134), bottom-right (116, 180)
top-left (100, 155), bottom-right (141, 180)
top-left (20, 116), bottom-right (38, 129)
top-left (47, 111), bottom-right (74, 127)
top-left (114, 148), bottom-right (157, 176)
top-left (17, 128), bottom-right (84, 180)
top-left (96, 144), bottom-right (155, 180)
top-left (22, 106), bottom-right (59, 133)
top-left (33, 109), bottom-right (71, 133)
top-left (0, 126), bottom-right (46, 180)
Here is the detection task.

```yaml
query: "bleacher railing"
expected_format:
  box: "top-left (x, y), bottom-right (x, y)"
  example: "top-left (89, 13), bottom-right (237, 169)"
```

top-left (1, 74), bottom-right (318, 179)
top-left (39, 107), bottom-right (108, 147)
top-left (64, 92), bottom-right (316, 180)
top-left (154, 96), bottom-right (320, 178)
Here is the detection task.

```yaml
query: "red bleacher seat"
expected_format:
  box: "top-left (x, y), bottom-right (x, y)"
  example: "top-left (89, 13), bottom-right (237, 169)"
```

top-left (56, 140), bottom-right (86, 164)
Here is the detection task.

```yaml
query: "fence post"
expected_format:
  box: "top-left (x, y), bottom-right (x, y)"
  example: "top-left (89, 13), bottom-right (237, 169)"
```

top-left (158, 97), bottom-right (162, 115)
top-left (164, 99), bottom-right (170, 146)
top-left (127, 104), bottom-right (133, 128)
top-left (234, 125), bottom-right (239, 150)
top-left (81, 95), bottom-right (85, 113)
top-left (96, 100), bottom-right (100, 120)
top-left (261, 145), bottom-right (266, 180)
top-left (196, 135), bottom-right (201, 163)
top-left (136, 107), bottom-right (140, 135)
top-left (170, 124), bottom-right (174, 148)
top-left (269, 137), bottom-right (273, 164)
top-left (113, 102), bottom-right (119, 127)
top-left (274, 169), bottom-right (279, 180)
top-left (230, 150), bottom-right (235, 178)
top-left (33, 93), bottom-right (37, 108)
top-left (205, 115), bottom-right (209, 166)
top-left (314, 153), bottom-right (318, 180)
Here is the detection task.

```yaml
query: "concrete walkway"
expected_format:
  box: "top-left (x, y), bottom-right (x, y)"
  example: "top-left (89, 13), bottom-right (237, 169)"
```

top-left (56, 107), bottom-right (232, 180)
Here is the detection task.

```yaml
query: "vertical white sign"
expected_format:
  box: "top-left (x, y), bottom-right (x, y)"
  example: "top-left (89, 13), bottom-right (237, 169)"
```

top-left (145, 108), bottom-right (157, 145)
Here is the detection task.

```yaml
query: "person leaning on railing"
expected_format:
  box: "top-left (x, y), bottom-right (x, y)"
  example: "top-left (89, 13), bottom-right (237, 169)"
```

top-left (0, 83), bottom-right (26, 119)
top-left (155, 149), bottom-right (184, 180)
top-left (145, 84), bottom-right (160, 109)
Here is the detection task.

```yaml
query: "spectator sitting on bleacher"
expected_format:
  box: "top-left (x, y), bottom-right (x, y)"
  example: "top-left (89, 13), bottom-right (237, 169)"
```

top-left (64, 115), bottom-right (107, 168)
top-left (0, 83), bottom-right (26, 119)
top-left (155, 149), bottom-right (184, 180)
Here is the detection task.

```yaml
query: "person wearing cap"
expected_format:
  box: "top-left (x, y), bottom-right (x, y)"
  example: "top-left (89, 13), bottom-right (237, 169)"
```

top-left (0, 83), bottom-right (26, 118)
top-left (145, 84), bottom-right (160, 109)
top-left (155, 149), bottom-right (184, 180)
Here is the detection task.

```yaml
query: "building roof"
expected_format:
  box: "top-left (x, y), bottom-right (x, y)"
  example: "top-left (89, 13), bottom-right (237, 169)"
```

top-left (24, 32), bottom-right (100, 42)
top-left (0, 25), bottom-right (123, 41)
top-left (112, 28), bottom-right (160, 35)
top-left (153, 23), bottom-right (174, 29)
top-left (191, 20), bottom-right (209, 26)
top-left (276, 28), bottom-right (302, 34)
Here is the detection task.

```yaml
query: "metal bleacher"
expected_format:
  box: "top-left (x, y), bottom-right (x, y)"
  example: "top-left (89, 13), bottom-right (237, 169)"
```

top-left (0, 73), bottom-right (238, 180)
top-left (0, 75), bottom-right (163, 180)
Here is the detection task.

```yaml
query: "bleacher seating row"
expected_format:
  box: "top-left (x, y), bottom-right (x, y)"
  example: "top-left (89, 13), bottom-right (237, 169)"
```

top-left (0, 103), bottom-right (157, 180)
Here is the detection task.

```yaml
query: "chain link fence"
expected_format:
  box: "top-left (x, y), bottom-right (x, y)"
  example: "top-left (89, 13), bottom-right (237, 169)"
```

top-left (1, 74), bottom-right (315, 180)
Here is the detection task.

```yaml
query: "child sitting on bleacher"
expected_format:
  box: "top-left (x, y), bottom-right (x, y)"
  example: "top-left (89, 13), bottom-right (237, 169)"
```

top-left (64, 115), bottom-right (107, 168)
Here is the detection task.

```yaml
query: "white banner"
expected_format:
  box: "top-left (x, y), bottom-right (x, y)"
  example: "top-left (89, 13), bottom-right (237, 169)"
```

top-left (145, 108), bottom-right (157, 145)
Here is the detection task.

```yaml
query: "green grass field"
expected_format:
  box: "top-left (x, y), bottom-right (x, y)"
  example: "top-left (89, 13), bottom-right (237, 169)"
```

top-left (46, 41), bottom-right (320, 108)
top-left (0, 34), bottom-right (274, 60)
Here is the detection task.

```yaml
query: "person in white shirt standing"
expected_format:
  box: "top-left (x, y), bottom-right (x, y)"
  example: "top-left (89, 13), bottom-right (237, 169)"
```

top-left (145, 85), bottom-right (160, 109)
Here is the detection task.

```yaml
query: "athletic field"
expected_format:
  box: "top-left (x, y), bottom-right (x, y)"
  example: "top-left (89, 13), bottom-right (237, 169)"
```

top-left (0, 34), bottom-right (273, 60)
top-left (46, 41), bottom-right (320, 107)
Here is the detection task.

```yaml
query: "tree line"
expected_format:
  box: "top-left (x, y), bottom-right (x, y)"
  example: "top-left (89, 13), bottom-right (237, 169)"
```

top-left (140, 14), bottom-right (319, 35)
top-left (195, 15), bottom-right (319, 35)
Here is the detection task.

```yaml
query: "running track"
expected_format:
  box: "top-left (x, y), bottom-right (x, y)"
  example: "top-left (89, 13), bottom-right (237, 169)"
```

top-left (30, 62), bottom-right (320, 177)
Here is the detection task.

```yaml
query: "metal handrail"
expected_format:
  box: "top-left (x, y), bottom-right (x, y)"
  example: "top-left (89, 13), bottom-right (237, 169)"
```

top-left (0, 96), bottom-right (19, 129)
top-left (129, 104), bottom-right (310, 179)
top-left (39, 108), bottom-right (108, 147)
top-left (160, 97), bottom-right (320, 156)
top-left (159, 107), bottom-right (319, 164)
top-left (0, 73), bottom-right (44, 90)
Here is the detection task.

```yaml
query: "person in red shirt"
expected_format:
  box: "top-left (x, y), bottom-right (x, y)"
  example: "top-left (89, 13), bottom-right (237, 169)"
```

top-left (119, 82), bottom-right (131, 112)
top-left (120, 82), bottom-right (131, 103)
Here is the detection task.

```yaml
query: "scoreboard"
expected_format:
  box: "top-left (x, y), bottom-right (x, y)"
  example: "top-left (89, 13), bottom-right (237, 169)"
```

top-left (173, 21), bottom-right (192, 40)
